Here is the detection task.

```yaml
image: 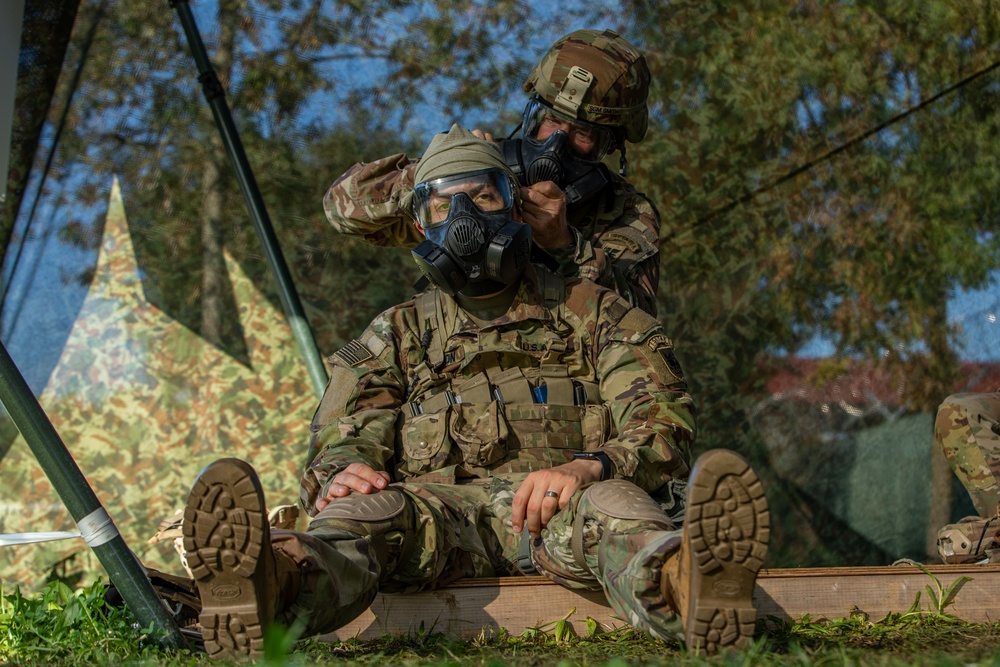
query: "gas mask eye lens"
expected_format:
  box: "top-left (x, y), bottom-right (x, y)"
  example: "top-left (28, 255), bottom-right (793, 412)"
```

top-left (413, 169), bottom-right (516, 229)
top-left (522, 97), bottom-right (615, 163)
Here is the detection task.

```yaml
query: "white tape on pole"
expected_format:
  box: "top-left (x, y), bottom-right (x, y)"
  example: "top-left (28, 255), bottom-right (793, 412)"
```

top-left (77, 507), bottom-right (119, 547)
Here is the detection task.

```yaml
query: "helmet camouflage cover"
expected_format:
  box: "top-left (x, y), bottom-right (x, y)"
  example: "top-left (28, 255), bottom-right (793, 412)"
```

top-left (523, 29), bottom-right (651, 144)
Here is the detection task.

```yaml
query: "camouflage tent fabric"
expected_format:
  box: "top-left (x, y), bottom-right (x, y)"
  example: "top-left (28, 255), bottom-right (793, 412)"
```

top-left (0, 179), bottom-right (314, 588)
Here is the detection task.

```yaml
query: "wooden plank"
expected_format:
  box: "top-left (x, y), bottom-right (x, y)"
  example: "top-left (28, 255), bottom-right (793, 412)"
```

top-left (322, 566), bottom-right (1000, 641)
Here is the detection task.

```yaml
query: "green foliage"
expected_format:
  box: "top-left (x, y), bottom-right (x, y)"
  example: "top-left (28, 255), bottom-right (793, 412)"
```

top-left (4, 581), bottom-right (1000, 667)
top-left (901, 562), bottom-right (973, 617)
top-left (0, 579), bottom-right (161, 663)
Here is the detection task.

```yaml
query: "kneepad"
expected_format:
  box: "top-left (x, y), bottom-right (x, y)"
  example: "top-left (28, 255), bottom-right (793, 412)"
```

top-left (571, 480), bottom-right (676, 572)
top-left (311, 488), bottom-right (408, 535)
top-left (579, 480), bottom-right (676, 528)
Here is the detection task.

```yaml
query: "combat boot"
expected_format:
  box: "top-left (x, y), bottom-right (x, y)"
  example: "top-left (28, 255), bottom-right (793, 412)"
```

top-left (183, 458), bottom-right (299, 659)
top-left (661, 449), bottom-right (770, 654)
top-left (937, 512), bottom-right (1000, 564)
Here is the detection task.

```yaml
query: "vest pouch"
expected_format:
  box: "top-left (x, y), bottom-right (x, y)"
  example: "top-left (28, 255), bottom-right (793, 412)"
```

top-left (397, 406), bottom-right (456, 477)
top-left (450, 400), bottom-right (509, 467)
top-left (505, 403), bottom-right (586, 468)
top-left (582, 403), bottom-right (614, 451)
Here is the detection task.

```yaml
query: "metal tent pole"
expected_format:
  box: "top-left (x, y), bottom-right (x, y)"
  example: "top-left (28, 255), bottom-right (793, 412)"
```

top-left (169, 0), bottom-right (328, 398)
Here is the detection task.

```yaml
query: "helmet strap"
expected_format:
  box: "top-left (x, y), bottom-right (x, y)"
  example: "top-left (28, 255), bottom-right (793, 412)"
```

top-left (619, 144), bottom-right (628, 177)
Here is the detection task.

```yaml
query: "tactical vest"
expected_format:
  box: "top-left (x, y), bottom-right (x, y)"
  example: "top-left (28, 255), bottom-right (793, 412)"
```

top-left (394, 270), bottom-right (627, 484)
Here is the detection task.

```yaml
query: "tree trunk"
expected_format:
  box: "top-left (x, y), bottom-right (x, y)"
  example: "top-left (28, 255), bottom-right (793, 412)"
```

top-left (198, 0), bottom-right (242, 346)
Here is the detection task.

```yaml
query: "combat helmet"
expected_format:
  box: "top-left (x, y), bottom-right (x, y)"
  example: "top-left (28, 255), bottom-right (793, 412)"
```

top-left (522, 29), bottom-right (651, 145)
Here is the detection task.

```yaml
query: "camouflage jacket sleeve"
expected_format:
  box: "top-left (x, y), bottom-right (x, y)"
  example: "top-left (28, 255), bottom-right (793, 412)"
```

top-left (558, 176), bottom-right (662, 317)
top-left (582, 287), bottom-right (694, 493)
top-left (322, 153), bottom-right (425, 248)
top-left (299, 310), bottom-right (408, 513)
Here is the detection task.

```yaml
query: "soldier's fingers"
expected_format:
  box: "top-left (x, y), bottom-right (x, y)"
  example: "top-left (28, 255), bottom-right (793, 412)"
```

top-left (539, 489), bottom-right (562, 528)
top-left (527, 486), bottom-right (557, 536)
top-left (511, 479), bottom-right (533, 533)
top-left (470, 128), bottom-right (495, 142)
top-left (342, 464), bottom-right (389, 490)
top-left (520, 185), bottom-right (550, 206)
top-left (529, 180), bottom-right (565, 200)
top-left (333, 471), bottom-right (380, 494)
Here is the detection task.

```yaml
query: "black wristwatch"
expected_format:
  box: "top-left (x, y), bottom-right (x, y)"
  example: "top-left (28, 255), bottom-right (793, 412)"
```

top-left (573, 451), bottom-right (612, 481)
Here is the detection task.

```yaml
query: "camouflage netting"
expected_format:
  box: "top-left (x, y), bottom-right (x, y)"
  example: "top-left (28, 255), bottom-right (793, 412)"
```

top-left (2, 1), bottom-right (1000, 588)
top-left (0, 181), bottom-right (312, 585)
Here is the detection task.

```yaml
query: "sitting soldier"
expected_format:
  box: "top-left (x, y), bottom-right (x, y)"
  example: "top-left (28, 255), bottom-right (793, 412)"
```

top-left (182, 125), bottom-right (770, 659)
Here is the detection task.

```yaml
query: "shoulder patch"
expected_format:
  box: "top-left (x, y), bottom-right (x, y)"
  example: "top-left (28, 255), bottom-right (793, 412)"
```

top-left (601, 231), bottom-right (642, 256)
top-left (363, 332), bottom-right (388, 357)
top-left (333, 339), bottom-right (375, 367)
top-left (646, 335), bottom-right (685, 384)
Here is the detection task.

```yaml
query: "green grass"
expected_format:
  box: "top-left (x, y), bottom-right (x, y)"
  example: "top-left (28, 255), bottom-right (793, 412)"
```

top-left (3, 580), bottom-right (1000, 666)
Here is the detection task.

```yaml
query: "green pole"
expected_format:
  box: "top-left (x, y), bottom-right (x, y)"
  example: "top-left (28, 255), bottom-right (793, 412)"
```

top-left (169, 0), bottom-right (328, 398)
top-left (0, 340), bottom-right (187, 649)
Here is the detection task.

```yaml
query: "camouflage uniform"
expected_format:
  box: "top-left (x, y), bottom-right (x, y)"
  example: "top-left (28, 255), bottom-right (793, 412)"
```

top-left (936, 392), bottom-right (1000, 516)
top-left (323, 161), bottom-right (661, 316)
top-left (266, 264), bottom-right (693, 639)
top-left (935, 392), bottom-right (1000, 562)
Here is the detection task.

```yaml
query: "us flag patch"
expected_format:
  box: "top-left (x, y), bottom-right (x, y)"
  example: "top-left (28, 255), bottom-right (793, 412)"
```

top-left (333, 339), bottom-right (374, 367)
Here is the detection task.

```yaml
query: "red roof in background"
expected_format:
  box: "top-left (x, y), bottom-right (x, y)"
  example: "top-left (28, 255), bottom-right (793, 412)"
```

top-left (764, 358), bottom-right (1000, 406)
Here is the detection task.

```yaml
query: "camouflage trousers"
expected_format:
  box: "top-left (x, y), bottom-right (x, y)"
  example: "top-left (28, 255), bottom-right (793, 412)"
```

top-left (936, 392), bottom-right (1000, 516)
top-left (270, 474), bottom-right (687, 641)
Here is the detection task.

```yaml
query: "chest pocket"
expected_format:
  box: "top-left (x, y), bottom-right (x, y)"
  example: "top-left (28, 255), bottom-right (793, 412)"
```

top-left (397, 400), bottom-right (510, 478)
top-left (502, 403), bottom-right (586, 469)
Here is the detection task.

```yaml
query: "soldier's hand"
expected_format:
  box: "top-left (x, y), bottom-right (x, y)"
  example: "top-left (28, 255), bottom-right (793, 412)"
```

top-left (471, 128), bottom-right (496, 142)
top-left (315, 463), bottom-right (391, 512)
top-left (520, 182), bottom-right (574, 248)
top-left (512, 459), bottom-right (604, 537)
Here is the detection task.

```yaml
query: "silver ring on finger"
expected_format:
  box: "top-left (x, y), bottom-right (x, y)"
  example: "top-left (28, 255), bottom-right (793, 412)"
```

top-left (544, 490), bottom-right (559, 499)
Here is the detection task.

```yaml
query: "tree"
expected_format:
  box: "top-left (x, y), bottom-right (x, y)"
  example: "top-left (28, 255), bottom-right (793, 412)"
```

top-left (624, 0), bottom-right (1000, 563)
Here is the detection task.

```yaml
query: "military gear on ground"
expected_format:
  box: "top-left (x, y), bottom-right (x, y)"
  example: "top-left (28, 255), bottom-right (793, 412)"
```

top-left (936, 391), bottom-right (1000, 516)
top-left (103, 566), bottom-right (204, 649)
top-left (522, 29), bottom-right (651, 144)
top-left (937, 512), bottom-right (1000, 564)
top-left (501, 127), bottom-right (611, 205)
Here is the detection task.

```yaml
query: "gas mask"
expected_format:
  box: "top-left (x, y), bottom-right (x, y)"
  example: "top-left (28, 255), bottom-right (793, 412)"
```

top-left (500, 96), bottom-right (616, 205)
top-left (411, 169), bottom-right (532, 297)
